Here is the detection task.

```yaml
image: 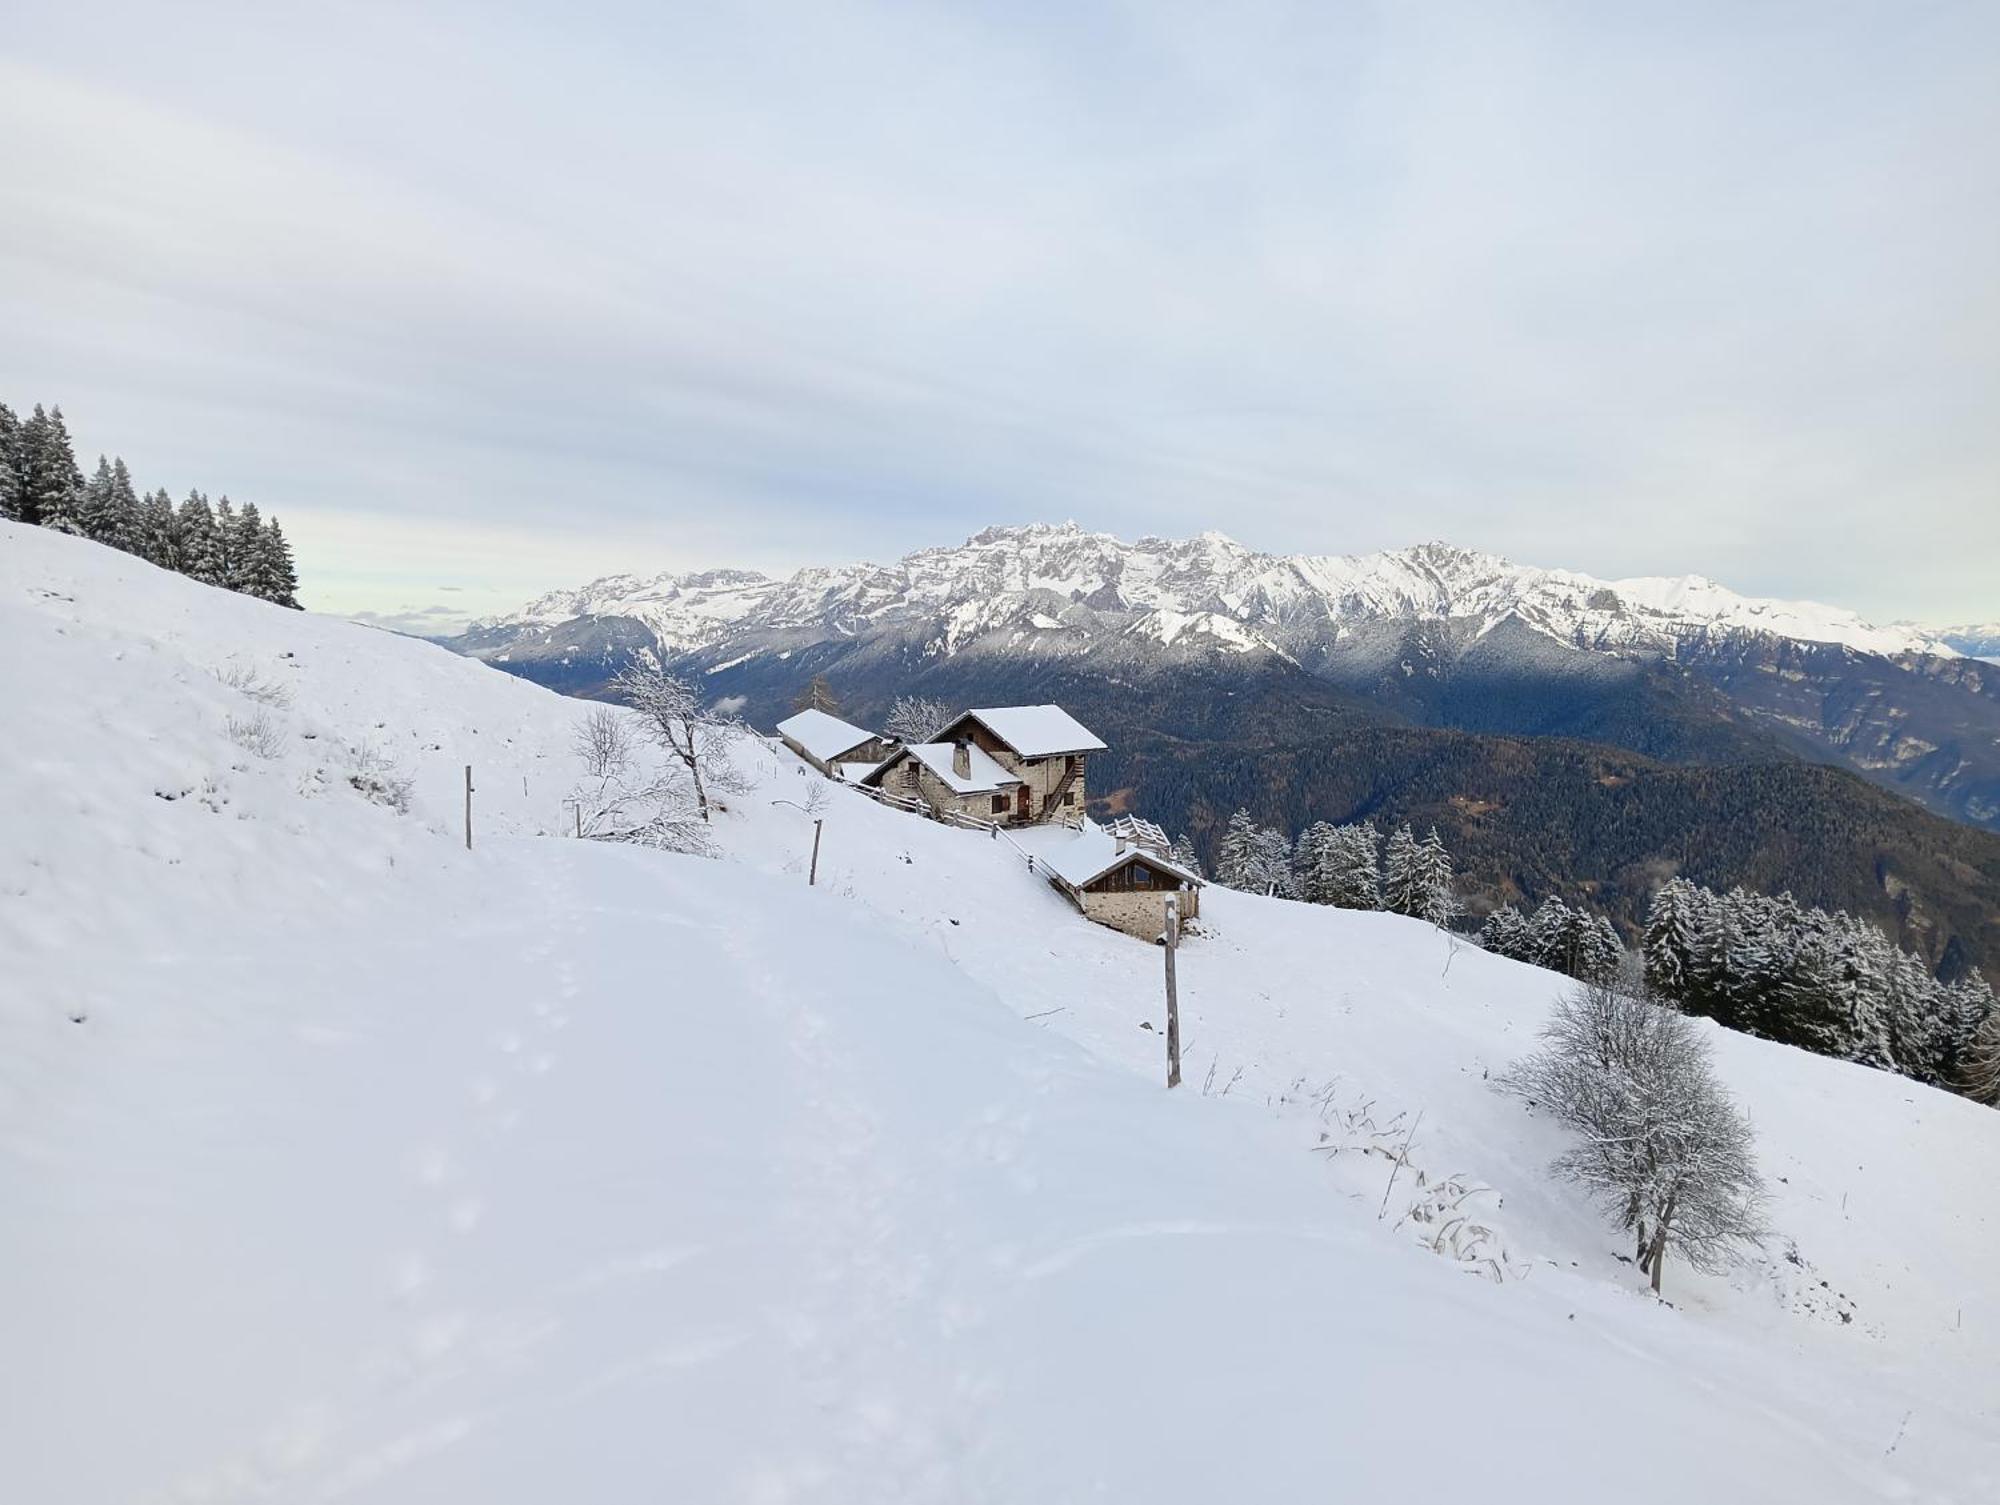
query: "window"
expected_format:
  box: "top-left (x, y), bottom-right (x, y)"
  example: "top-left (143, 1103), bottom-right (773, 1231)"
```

top-left (991, 794), bottom-right (1007, 813)
top-left (1063, 791), bottom-right (1076, 805)
top-left (1133, 865), bottom-right (1152, 887)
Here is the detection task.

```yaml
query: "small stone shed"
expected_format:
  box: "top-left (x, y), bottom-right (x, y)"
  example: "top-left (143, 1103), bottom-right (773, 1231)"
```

top-left (776, 708), bottom-right (897, 777)
top-left (1028, 823), bottom-right (1203, 941)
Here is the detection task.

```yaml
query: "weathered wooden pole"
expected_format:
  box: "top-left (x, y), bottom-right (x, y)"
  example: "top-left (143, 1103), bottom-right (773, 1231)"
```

top-left (809, 818), bottom-right (823, 886)
top-left (1164, 896), bottom-right (1182, 1088)
top-left (575, 803), bottom-right (583, 839)
top-left (464, 765), bottom-right (474, 850)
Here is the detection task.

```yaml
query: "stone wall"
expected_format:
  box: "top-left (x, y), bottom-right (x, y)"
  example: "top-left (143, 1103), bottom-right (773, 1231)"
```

top-left (1081, 885), bottom-right (1198, 940)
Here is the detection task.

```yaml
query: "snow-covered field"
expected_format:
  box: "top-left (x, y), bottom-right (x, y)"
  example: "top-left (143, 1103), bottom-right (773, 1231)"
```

top-left (3, 521), bottom-right (1996, 1503)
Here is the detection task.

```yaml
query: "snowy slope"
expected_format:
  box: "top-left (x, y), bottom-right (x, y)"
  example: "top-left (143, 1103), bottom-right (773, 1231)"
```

top-left (4, 522), bottom-right (1997, 1503)
top-left (464, 522), bottom-right (1955, 664)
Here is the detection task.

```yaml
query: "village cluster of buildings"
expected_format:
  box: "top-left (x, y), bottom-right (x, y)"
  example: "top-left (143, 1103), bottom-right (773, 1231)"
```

top-left (775, 702), bottom-right (1201, 941)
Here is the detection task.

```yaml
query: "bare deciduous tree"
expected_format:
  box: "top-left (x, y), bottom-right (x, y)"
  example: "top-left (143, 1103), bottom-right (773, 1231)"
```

top-left (885, 694), bottom-right (953, 744)
top-left (573, 705), bottom-right (634, 782)
top-left (613, 662), bottom-right (740, 822)
top-left (1505, 980), bottom-right (1766, 1295)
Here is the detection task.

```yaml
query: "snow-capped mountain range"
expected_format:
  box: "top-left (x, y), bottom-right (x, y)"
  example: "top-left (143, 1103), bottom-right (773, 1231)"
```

top-left (471, 522), bottom-right (1955, 664)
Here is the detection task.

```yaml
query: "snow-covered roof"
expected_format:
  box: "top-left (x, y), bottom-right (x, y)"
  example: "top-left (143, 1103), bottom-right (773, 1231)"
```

top-left (776, 707), bottom-right (882, 763)
top-left (1014, 822), bottom-right (1201, 891)
top-left (948, 705), bottom-right (1107, 757)
top-left (871, 741), bottom-right (1022, 795)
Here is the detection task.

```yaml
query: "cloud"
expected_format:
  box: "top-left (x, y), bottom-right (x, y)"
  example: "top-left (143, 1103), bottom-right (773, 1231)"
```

top-left (2, 3), bottom-right (1996, 622)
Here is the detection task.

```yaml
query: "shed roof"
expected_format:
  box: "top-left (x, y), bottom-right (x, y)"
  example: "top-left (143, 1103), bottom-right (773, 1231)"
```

top-left (1017, 823), bottom-right (1202, 891)
top-left (865, 741), bottom-right (1021, 795)
top-left (776, 707), bottom-right (882, 763)
top-left (945, 705), bottom-right (1107, 758)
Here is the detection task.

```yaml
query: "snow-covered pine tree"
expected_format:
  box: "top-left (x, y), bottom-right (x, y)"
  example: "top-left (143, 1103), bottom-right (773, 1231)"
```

top-left (1580, 914), bottom-right (1624, 985)
top-left (78, 455), bottom-right (134, 547)
top-left (0, 402), bottom-right (21, 521)
top-left (1411, 827), bottom-right (1457, 928)
top-left (1643, 879), bottom-right (1702, 1003)
top-left (1247, 825), bottom-right (1297, 898)
top-left (1526, 896), bottom-right (1574, 973)
top-left (107, 458), bottom-right (141, 554)
top-left (177, 492), bottom-right (222, 585)
top-left (258, 517), bottom-right (301, 608)
top-left (1324, 821), bottom-right (1381, 910)
top-left (1216, 809), bottom-right (1259, 890)
top-left (1169, 833), bottom-right (1203, 880)
top-left (1380, 824), bottom-right (1420, 916)
top-left (1478, 905), bottom-right (1530, 960)
top-left (22, 404), bottom-right (85, 534)
top-left (134, 488), bottom-right (179, 569)
top-left (1293, 821), bottom-right (1339, 904)
top-left (212, 496), bottom-right (240, 585)
top-left (224, 500), bottom-right (267, 595)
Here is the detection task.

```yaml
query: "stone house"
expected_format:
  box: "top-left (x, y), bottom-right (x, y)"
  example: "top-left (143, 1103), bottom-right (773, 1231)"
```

top-left (859, 704), bottom-right (1106, 826)
top-left (776, 707), bottom-right (897, 778)
top-left (1027, 822), bottom-right (1203, 940)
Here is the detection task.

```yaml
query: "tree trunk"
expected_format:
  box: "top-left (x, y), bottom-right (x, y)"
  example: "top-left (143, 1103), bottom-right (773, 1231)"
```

top-left (684, 722), bottom-right (710, 820)
top-left (1647, 1188), bottom-right (1677, 1295)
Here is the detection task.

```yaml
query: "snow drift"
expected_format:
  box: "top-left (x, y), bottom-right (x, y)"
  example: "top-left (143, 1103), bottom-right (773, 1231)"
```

top-left (3, 521), bottom-right (1996, 1503)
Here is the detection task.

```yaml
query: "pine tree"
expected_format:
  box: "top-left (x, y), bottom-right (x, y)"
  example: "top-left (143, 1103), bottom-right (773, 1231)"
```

top-left (22, 404), bottom-right (85, 533)
top-left (134, 488), bottom-right (178, 569)
top-left (258, 517), bottom-right (301, 608)
top-left (78, 455), bottom-right (131, 546)
top-left (221, 499), bottom-right (267, 594)
top-left (0, 402), bottom-right (22, 521)
top-left (1324, 822), bottom-right (1381, 910)
top-left (1410, 827), bottom-right (1457, 928)
top-left (213, 496), bottom-right (241, 587)
top-left (1216, 809), bottom-right (1259, 891)
top-left (1250, 826), bottom-right (1297, 898)
top-left (1580, 915), bottom-right (1624, 985)
top-left (1643, 879), bottom-right (1702, 1002)
top-left (1294, 821), bottom-right (1340, 904)
top-left (1527, 896), bottom-right (1574, 973)
top-left (793, 674), bottom-right (840, 715)
top-left (1478, 905), bottom-right (1530, 960)
top-left (1169, 834), bottom-right (1203, 880)
top-left (176, 491), bottom-right (222, 584)
top-left (107, 457), bottom-right (141, 553)
top-left (1381, 824), bottom-right (1421, 916)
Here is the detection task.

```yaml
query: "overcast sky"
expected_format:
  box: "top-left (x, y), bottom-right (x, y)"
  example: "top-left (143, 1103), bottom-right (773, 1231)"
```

top-left (3, 1), bottom-right (1995, 630)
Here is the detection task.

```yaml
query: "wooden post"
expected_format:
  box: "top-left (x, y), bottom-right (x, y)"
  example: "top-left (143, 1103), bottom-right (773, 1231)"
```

top-left (809, 819), bottom-right (823, 887)
top-left (575, 803), bottom-right (583, 839)
top-left (1164, 896), bottom-right (1182, 1089)
top-left (464, 765), bottom-right (474, 850)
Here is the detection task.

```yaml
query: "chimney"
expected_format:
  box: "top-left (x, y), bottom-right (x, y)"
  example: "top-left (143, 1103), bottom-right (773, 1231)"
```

top-left (953, 740), bottom-right (971, 779)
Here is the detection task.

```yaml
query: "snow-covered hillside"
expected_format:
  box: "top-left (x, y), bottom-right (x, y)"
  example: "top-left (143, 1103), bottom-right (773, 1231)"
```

top-left (466, 522), bottom-right (1953, 664)
top-left (5, 522), bottom-right (1997, 1504)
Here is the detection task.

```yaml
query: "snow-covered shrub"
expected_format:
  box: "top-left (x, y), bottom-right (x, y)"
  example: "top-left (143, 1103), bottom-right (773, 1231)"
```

top-left (213, 660), bottom-right (293, 708)
top-left (225, 710), bottom-right (286, 760)
top-left (346, 742), bottom-right (414, 814)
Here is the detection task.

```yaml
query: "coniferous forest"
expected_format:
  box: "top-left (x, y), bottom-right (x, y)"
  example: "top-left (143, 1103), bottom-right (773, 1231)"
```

top-left (0, 401), bottom-right (300, 608)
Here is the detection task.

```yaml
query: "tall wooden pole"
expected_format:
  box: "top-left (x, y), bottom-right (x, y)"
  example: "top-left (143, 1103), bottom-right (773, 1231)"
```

top-left (809, 819), bottom-right (823, 887)
top-left (464, 765), bottom-right (474, 850)
top-left (1164, 896), bottom-right (1182, 1088)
